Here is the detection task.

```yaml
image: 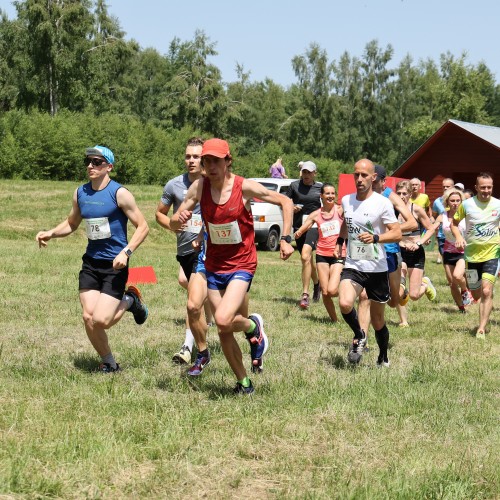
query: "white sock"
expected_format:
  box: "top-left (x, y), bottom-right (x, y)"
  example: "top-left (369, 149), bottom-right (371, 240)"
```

top-left (184, 329), bottom-right (195, 352)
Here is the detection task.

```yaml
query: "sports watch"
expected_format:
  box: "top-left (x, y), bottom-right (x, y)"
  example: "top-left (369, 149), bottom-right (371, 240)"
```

top-left (124, 247), bottom-right (133, 257)
top-left (280, 235), bottom-right (292, 244)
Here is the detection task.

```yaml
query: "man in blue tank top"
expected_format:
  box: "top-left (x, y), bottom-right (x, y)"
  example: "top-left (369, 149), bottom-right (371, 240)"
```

top-left (36, 145), bottom-right (149, 373)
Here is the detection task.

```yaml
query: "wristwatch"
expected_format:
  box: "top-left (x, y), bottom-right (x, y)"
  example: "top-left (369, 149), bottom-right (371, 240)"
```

top-left (124, 247), bottom-right (133, 257)
top-left (280, 235), bottom-right (292, 244)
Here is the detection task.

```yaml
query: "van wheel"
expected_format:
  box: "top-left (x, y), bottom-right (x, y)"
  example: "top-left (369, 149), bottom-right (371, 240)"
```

top-left (265, 228), bottom-right (280, 251)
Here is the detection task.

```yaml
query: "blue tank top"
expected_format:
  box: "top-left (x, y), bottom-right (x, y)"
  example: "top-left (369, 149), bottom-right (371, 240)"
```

top-left (77, 180), bottom-right (128, 260)
top-left (382, 187), bottom-right (399, 254)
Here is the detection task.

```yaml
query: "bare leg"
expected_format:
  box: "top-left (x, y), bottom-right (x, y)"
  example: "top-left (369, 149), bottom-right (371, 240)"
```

top-left (478, 280), bottom-right (494, 333)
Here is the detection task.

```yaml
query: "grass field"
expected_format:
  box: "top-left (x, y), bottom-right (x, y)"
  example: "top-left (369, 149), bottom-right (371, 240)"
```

top-left (0, 179), bottom-right (499, 499)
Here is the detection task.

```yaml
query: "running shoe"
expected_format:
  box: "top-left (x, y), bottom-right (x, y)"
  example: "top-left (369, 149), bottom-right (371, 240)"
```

top-left (347, 331), bottom-right (367, 364)
top-left (422, 276), bottom-right (437, 301)
top-left (376, 356), bottom-right (390, 368)
top-left (172, 344), bottom-right (191, 364)
top-left (234, 380), bottom-right (255, 395)
top-left (188, 351), bottom-right (211, 376)
top-left (124, 285), bottom-right (148, 324)
top-left (461, 290), bottom-right (472, 306)
top-left (299, 293), bottom-right (310, 309)
top-left (399, 281), bottom-right (410, 306)
top-left (476, 330), bottom-right (485, 340)
top-left (312, 282), bottom-right (321, 302)
top-left (247, 314), bottom-right (269, 373)
top-left (98, 363), bottom-right (121, 373)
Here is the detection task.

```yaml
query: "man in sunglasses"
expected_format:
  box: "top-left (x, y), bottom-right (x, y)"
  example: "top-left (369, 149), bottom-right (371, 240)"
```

top-left (35, 145), bottom-right (149, 373)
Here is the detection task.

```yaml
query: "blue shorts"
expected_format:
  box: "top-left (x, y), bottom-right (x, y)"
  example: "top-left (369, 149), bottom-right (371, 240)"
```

top-left (194, 252), bottom-right (206, 274)
top-left (386, 251), bottom-right (402, 274)
top-left (206, 270), bottom-right (254, 291)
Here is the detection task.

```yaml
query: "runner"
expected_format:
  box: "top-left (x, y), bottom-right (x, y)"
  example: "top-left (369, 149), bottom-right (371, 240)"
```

top-left (432, 178), bottom-right (455, 264)
top-left (170, 138), bottom-right (294, 393)
top-left (452, 172), bottom-right (500, 339)
top-left (410, 177), bottom-right (432, 218)
top-left (431, 188), bottom-right (471, 313)
top-left (337, 159), bottom-right (402, 367)
top-left (286, 161), bottom-right (322, 309)
top-left (294, 183), bottom-right (344, 322)
top-left (396, 180), bottom-right (437, 306)
top-left (155, 137), bottom-right (212, 365)
top-left (357, 165), bottom-right (418, 332)
top-left (35, 145), bottom-right (149, 372)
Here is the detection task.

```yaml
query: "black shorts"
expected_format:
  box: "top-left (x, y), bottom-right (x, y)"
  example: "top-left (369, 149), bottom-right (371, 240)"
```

top-left (401, 245), bottom-right (426, 270)
top-left (340, 268), bottom-right (390, 303)
top-left (176, 252), bottom-right (198, 283)
top-left (443, 251), bottom-right (464, 266)
top-left (316, 254), bottom-right (345, 266)
top-left (78, 254), bottom-right (128, 300)
top-left (295, 227), bottom-right (318, 253)
top-left (466, 258), bottom-right (500, 289)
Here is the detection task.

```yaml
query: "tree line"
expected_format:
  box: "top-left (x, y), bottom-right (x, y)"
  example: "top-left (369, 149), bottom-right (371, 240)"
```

top-left (1, 0), bottom-right (499, 185)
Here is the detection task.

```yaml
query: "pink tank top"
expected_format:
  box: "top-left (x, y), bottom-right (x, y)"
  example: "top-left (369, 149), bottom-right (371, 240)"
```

top-left (442, 213), bottom-right (465, 254)
top-left (316, 206), bottom-right (344, 257)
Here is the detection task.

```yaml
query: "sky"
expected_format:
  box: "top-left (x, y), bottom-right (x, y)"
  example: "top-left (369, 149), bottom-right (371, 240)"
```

top-left (1, 0), bottom-right (498, 86)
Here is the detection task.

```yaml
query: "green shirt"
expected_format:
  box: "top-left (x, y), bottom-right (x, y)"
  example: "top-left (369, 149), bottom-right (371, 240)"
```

top-left (454, 196), bottom-right (500, 262)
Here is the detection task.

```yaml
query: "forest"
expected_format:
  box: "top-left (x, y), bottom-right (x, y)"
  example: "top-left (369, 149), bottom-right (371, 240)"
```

top-left (1, 0), bottom-right (499, 184)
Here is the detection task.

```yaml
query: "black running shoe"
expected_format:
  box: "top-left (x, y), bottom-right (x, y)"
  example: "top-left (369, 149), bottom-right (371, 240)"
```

top-left (124, 285), bottom-right (148, 325)
top-left (98, 363), bottom-right (121, 373)
top-left (347, 331), bottom-right (367, 364)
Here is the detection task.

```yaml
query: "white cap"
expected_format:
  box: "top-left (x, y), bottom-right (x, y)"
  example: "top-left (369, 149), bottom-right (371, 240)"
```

top-left (300, 161), bottom-right (317, 172)
top-left (454, 182), bottom-right (465, 190)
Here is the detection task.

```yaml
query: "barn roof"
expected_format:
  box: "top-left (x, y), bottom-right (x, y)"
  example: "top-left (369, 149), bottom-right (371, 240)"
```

top-left (394, 120), bottom-right (500, 177)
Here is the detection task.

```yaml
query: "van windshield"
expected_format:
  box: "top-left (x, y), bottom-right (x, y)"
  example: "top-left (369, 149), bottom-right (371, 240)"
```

top-left (258, 183), bottom-right (278, 191)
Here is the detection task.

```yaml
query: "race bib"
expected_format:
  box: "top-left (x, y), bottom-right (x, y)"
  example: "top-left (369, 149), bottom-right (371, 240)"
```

top-left (302, 214), bottom-right (317, 228)
top-left (208, 220), bottom-right (242, 244)
top-left (465, 269), bottom-right (479, 286)
top-left (85, 217), bottom-right (111, 240)
top-left (349, 239), bottom-right (376, 260)
top-left (184, 213), bottom-right (202, 234)
top-left (320, 219), bottom-right (340, 238)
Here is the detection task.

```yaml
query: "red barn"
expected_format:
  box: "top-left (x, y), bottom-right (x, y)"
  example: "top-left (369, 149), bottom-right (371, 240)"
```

top-left (393, 120), bottom-right (500, 203)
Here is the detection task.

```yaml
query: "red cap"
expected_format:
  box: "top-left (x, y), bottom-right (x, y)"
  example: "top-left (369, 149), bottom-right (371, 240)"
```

top-left (201, 138), bottom-right (230, 158)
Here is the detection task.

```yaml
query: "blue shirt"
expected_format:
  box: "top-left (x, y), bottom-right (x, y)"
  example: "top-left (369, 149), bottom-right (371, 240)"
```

top-left (77, 180), bottom-right (128, 260)
top-left (432, 197), bottom-right (446, 239)
top-left (382, 187), bottom-right (399, 254)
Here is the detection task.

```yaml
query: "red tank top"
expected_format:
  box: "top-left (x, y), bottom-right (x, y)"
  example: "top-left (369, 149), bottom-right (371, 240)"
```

top-left (316, 206), bottom-right (344, 256)
top-left (201, 175), bottom-right (257, 274)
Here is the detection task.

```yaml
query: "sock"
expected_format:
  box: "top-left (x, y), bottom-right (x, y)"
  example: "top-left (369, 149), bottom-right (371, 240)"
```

top-left (101, 352), bottom-right (117, 369)
top-left (341, 308), bottom-right (364, 339)
top-left (122, 294), bottom-right (134, 310)
top-left (245, 319), bottom-right (257, 335)
top-left (238, 376), bottom-right (251, 388)
top-left (458, 305), bottom-right (465, 311)
top-left (375, 325), bottom-right (389, 362)
top-left (199, 348), bottom-right (209, 357)
top-left (184, 329), bottom-right (194, 352)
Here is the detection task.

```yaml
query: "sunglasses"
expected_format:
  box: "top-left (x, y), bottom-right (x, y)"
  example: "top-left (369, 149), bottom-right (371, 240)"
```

top-left (84, 157), bottom-right (108, 167)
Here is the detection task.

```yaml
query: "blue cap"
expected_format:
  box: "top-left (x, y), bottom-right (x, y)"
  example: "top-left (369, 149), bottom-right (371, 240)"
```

top-left (85, 145), bottom-right (114, 164)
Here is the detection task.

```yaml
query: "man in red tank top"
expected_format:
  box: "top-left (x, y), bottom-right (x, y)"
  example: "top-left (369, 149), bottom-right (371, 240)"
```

top-left (171, 139), bottom-right (294, 394)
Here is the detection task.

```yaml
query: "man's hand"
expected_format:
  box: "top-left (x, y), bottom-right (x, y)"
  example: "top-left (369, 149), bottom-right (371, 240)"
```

top-left (280, 241), bottom-right (294, 260)
top-left (113, 251), bottom-right (129, 270)
top-left (35, 230), bottom-right (52, 248)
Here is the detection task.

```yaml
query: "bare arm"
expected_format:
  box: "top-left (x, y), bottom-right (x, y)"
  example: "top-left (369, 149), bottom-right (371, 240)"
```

top-left (243, 179), bottom-right (294, 260)
top-left (388, 191), bottom-right (418, 234)
top-left (451, 217), bottom-right (466, 250)
top-left (358, 221), bottom-right (402, 244)
top-left (115, 187), bottom-right (149, 269)
top-left (294, 209), bottom-right (320, 239)
top-left (170, 179), bottom-right (202, 231)
top-left (35, 188), bottom-right (82, 248)
top-left (415, 204), bottom-right (435, 245)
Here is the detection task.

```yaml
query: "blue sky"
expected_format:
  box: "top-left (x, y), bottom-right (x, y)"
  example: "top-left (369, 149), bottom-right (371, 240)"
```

top-left (2, 0), bottom-right (498, 86)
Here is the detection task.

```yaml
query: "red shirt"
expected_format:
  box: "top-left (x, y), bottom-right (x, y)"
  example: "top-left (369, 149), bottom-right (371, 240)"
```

top-left (201, 175), bottom-right (257, 274)
top-left (316, 206), bottom-right (344, 257)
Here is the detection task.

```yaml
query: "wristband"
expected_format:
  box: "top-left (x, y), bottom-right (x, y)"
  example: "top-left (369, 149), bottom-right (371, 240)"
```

top-left (373, 234), bottom-right (379, 244)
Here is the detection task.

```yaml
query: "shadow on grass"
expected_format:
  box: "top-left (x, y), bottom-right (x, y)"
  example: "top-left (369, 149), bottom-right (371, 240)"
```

top-left (272, 296), bottom-right (300, 306)
top-left (302, 314), bottom-right (339, 325)
top-left (72, 353), bottom-right (100, 373)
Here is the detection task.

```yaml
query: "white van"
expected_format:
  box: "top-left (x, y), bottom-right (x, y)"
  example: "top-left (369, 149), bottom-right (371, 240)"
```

top-left (249, 178), bottom-right (298, 251)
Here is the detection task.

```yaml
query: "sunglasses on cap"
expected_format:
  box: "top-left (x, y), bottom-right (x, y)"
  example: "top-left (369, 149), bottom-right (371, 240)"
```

top-left (84, 157), bottom-right (108, 167)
